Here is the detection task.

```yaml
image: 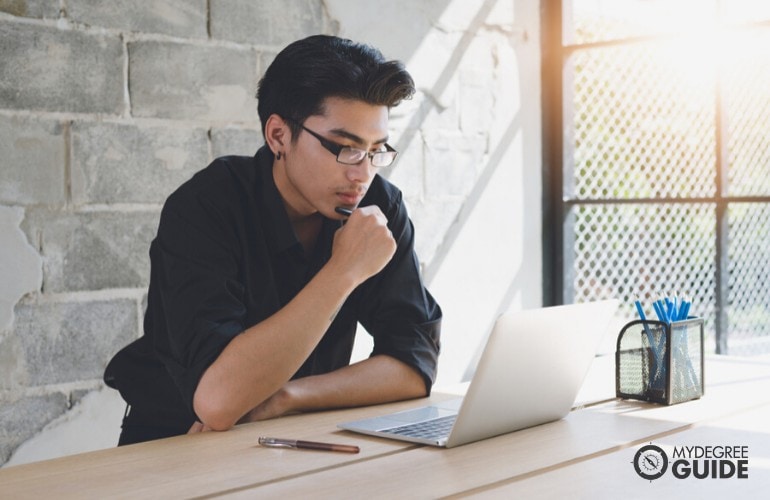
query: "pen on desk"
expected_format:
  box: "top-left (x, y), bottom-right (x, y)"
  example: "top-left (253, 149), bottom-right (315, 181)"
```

top-left (258, 437), bottom-right (360, 454)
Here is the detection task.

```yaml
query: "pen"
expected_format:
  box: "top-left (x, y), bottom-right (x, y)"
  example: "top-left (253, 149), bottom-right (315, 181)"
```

top-left (335, 207), bottom-right (353, 217)
top-left (258, 436), bottom-right (360, 454)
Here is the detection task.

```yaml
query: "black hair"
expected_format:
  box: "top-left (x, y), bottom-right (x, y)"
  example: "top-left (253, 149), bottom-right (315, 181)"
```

top-left (256, 35), bottom-right (415, 141)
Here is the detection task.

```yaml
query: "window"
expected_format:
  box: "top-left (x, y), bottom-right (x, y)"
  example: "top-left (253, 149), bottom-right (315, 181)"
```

top-left (542, 0), bottom-right (770, 355)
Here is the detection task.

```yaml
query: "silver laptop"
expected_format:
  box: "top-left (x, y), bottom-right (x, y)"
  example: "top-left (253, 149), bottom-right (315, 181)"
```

top-left (338, 300), bottom-right (619, 448)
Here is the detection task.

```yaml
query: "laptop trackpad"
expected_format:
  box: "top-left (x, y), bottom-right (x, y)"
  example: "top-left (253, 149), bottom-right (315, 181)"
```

top-left (381, 398), bottom-right (462, 423)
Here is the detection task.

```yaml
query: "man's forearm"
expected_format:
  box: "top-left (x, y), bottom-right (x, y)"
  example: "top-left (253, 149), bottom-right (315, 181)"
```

top-left (244, 354), bottom-right (427, 422)
top-left (193, 263), bottom-right (357, 431)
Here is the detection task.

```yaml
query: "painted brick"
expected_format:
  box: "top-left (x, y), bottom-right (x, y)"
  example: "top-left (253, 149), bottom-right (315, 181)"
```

top-left (210, 127), bottom-right (262, 159)
top-left (0, 22), bottom-right (123, 114)
top-left (0, 393), bottom-right (68, 463)
top-left (380, 129), bottom-right (424, 202)
top-left (22, 209), bottom-right (158, 292)
top-left (389, 90), bottom-right (459, 134)
top-left (71, 121), bottom-right (208, 204)
top-left (66, 0), bottom-right (207, 38)
top-left (128, 41), bottom-right (257, 122)
top-left (423, 130), bottom-right (486, 199)
top-left (209, 0), bottom-right (325, 46)
top-left (0, 115), bottom-right (66, 205)
top-left (0, 206), bottom-right (42, 333)
top-left (408, 198), bottom-right (463, 268)
top-left (0, 0), bottom-right (59, 18)
top-left (11, 298), bottom-right (137, 385)
top-left (459, 69), bottom-right (495, 136)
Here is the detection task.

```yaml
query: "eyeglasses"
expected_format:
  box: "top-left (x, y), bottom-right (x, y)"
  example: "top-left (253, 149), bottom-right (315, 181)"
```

top-left (295, 122), bottom-right (398, 168)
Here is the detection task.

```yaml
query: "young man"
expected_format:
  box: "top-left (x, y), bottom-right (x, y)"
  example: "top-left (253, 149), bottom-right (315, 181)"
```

top-left (104, 35), bottom-right (442, 444)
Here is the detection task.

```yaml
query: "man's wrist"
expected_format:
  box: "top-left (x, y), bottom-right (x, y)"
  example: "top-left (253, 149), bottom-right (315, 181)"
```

top-left (317, 260), bottom-right (360, 296)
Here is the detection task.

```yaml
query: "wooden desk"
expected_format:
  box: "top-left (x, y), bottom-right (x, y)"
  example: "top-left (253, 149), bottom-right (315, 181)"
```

top-left (2, 356), bottom-right (769, 499)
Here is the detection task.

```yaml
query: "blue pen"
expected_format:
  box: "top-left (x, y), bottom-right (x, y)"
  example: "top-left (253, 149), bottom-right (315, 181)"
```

top-left (664, 297), bottom-right (674, 323)
top-left (653, 300), bottom-right (666, 322)
top-left (636, 299), bottom-right (661, 389)
top-left (635, 300), bottom-right (655, 344)
top-left (636, 301), bottom-right (657, 346)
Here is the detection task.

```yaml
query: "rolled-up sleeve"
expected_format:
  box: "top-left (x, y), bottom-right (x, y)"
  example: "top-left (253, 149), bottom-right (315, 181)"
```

top-left (356, 189), bottom-right (442, 393)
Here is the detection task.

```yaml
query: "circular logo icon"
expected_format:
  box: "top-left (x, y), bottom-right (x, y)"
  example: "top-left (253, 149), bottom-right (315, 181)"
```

top-left (633, 444), bottom-right (669, 480)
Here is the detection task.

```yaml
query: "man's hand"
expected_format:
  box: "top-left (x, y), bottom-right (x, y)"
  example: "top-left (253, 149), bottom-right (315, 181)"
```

top-left (331, 205), bottom-right (396, 287)
top-left (187, 421), bottom-right (213, 434)
top-left (238, 386), bottom-right (293, 422)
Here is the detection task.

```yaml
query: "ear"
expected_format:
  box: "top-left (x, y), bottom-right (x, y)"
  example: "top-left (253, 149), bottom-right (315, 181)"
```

top-left (264, 114), bottom-right (292, 156)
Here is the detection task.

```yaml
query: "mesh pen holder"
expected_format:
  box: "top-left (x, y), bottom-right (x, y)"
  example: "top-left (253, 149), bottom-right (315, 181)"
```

top-left (616, 317), bottom-right (704, 405)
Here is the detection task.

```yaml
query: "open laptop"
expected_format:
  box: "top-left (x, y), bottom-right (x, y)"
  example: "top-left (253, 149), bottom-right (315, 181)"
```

top-left (338, 299), bottom-right (619, 448)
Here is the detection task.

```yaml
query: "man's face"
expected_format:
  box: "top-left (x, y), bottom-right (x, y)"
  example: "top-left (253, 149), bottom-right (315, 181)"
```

top-left (276, 97), bottom-right (390, 220)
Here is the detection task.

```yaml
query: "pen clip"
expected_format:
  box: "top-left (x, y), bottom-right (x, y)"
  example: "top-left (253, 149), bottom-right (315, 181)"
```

top-left (258, 437), bottom-right (294, 449)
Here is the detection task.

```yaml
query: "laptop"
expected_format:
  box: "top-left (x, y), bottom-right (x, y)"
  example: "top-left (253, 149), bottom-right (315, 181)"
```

top-left (338, 300), bottom-right (619, 448)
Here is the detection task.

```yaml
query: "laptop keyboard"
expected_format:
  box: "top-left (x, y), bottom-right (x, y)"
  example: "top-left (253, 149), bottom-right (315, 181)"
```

top-left (384, 414), bottom-right (457, 440)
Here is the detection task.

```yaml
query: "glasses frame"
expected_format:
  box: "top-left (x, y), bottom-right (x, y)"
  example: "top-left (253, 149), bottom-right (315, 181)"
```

top-left (290, 120), bottom-right (398, 168)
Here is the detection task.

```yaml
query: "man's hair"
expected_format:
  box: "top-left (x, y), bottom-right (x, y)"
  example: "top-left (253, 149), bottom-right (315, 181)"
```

top-left (257, 35), bottom-right (415, 140)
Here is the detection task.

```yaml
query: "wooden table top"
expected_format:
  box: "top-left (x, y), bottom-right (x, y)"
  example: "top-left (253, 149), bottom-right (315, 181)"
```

top-left (2, 355), bottom-right (768, 499)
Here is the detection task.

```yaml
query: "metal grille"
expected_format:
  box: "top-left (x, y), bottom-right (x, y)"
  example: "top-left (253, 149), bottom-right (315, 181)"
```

top-left (728, 204), bottom-right (770, 355)
top-left (568, 43), bottom-right (716, 200)
top-left (567, 204), bottom-right (717, 347)
top-left (554, 1), bottom-right (770, 356)
top-left (565, 0), bottom-right (717, 45)
top-left (726, 30), bottom-right (770, 197)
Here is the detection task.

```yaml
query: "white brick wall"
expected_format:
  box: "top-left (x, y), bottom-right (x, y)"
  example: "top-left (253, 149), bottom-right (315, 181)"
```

top-left (0, 0), bottom-right (542, 465)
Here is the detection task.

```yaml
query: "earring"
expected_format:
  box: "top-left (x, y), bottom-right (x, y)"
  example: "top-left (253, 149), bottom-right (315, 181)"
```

top-left (276, 151), bottom-right (283, 160)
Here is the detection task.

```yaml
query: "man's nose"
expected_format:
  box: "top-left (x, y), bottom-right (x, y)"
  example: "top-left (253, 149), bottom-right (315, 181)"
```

top-left (345, 157), bottom-right (374, 182)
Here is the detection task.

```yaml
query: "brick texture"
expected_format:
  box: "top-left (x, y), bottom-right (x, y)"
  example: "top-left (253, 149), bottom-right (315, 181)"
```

top-left (22, 209), bottom-right (158, 292)
top-left (0, 393), bottom-right (68, 463)
top-left (11, 299), bottom-right (137, 385)
top-left (0, 115), bottom-right (66, 205)
top-left (209, 0), bottom-right (325, 46)
top-left (0, 0), bottom-right (59, 19)
top-left (128, 41), bottom-right (258, 122)
top-left (0, 22), bottom-right (124, 113)
top-left (71, 121), bottom-right (208, 204)
top-left (210, 127), bottom-right (263, 159)
top-left (66, 0), bottom-right (207, 38)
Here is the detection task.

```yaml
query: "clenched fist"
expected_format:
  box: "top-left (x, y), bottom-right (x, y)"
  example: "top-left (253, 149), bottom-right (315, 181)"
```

top-left (330, 205), bottom-right (396, 287)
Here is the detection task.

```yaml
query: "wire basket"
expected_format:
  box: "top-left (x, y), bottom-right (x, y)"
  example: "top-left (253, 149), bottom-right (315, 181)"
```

top-left (616, 318), bottom-right (704, 405)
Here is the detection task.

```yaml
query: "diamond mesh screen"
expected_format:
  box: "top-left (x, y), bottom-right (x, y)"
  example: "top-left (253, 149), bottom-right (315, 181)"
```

top-left (565, 0), bottom-right (717, 45)
top-left (561, 2), bottom-right (770, 356)
top-left (567, 204), bottom-right (717, 345)
top-left (728, 204), bottom-right (770, 355)
top-left (726, 30), bottom-right (770, 197)
top-left (567, 43), bottom-right (716, 200)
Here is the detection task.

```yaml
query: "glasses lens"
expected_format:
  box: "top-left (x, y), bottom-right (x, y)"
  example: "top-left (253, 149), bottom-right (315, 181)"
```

top-left (337, 148), bottom-right (366, 165)
top-left (371, 151), bottom-right (397, 167)
top-left (336, 147), bottom-right (398, 167)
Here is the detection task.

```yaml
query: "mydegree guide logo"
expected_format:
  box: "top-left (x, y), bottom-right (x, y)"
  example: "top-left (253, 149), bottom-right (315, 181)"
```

top-left (633, 443), bottom-right (749, 481)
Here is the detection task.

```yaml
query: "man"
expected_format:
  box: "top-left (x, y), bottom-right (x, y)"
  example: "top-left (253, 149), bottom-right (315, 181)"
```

top-left (104, 35), bottom-right (442, 445)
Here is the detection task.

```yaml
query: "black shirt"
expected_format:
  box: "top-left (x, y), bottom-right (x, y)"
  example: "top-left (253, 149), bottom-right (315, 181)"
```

top-left (104, 146), bottom-right (442, 435)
